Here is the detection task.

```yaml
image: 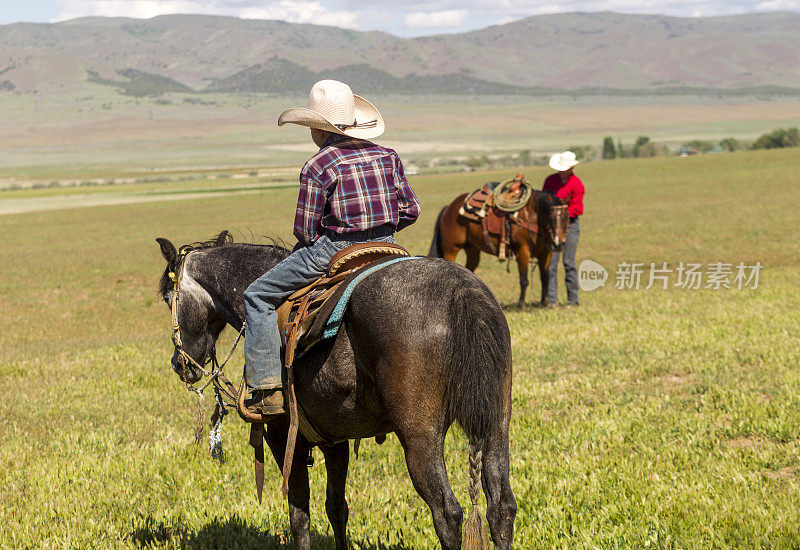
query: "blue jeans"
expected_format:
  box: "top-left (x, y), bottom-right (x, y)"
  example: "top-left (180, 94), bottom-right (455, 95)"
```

top-left (546, 217), bottom-right (580, 306)
top-left (244, 226), bottom-right (397, 390)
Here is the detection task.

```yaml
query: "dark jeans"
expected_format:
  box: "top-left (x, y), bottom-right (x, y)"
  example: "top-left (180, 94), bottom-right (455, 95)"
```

top-left (243, 226), bottom-right (396, 390)
top-left (547, 217), bottom-right (580, 305)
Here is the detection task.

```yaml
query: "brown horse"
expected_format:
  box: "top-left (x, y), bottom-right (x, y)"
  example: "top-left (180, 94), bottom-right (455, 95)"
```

top-left (429, 188), bottom-right (569, 307)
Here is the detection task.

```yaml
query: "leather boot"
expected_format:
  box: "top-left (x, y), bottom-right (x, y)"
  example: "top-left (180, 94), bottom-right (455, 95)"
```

top-left (244, 387), bottom-right (286, 418)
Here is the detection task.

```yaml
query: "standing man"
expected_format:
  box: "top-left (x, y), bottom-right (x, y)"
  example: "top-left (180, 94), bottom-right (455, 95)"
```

top-left (542, 151), bottom-right (584, 307)
top-left (242, 79), bottom-right (421, 418)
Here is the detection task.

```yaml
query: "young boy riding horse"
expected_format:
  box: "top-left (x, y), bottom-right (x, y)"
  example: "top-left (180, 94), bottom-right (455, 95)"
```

top-left (242, 79), bottom-right (421, 418)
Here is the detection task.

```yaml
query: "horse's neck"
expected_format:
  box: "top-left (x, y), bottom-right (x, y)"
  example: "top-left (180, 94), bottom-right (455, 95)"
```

top-left (192, 244), bottom-right (288, 328)
top-left (522, 193), bottom-right (538, 224)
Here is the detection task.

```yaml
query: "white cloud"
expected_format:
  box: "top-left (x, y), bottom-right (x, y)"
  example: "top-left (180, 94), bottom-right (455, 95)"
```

top-left (54, 0), bottom-right (206, 21)
top-left (755, 0), bottom-right (800, 9)
top-left (404, 9), bottom-right (467, 28)
top-left (54, 0), bottom-right (358, 27)
top-left (240, 1), bottom-right (358, 28)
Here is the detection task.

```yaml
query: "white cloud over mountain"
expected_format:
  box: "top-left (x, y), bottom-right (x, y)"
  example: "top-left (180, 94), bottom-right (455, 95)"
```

top-left (404, 9), bottom-right (468, 28)
top-left (54, 0), bottom-right (358, 28)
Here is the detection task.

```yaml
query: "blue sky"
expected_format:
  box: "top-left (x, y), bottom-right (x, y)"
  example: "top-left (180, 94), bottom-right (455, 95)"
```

top-left (2, 0), bottom-right (799, 36)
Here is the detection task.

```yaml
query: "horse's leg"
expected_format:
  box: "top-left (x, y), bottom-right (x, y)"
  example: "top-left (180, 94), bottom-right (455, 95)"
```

top-left (398, 430), bottom-right (463, 550)
top-left (320, 441), bottom-right (350, 550)
top-left (515, 244), bottom-right (530, 308)
top-left (265, 421), bottom-right (312, 550)
top-left (442, 228), bottom-right (466, 264)
top-left (464, 244), bottom-right (481, 272)
top-left (538, 249), bottom-right (552, 305)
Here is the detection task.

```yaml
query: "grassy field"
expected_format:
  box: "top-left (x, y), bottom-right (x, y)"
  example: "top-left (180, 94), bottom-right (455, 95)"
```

top-left (1, 147), bottom-right (799, 548)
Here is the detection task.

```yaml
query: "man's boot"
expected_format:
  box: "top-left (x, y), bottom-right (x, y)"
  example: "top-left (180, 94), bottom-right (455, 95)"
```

top-left (244, 387), bottom-right (286, 418)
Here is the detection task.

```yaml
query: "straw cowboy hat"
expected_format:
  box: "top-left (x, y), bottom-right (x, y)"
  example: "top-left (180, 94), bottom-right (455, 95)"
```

top-left (549, 151), bottom-right (580, 172)
top-left (277, 79), bottom-right (385, 140)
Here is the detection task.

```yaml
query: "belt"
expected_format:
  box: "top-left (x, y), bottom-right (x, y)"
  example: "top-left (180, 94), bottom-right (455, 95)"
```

top-left (324, 224), bottom-right (395, 241)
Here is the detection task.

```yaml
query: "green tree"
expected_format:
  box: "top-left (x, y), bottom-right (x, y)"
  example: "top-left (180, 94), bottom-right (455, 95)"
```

top-left (788, 128), bottom-right (800, 147)
top-left (719, 138), bottom-right (741, 152)
top-left (632, 136), bottom-right (650, 158)
top-left (617, 139), bottom-right (626, 158)
top-left (752, 127), bottom-right (800, 150)
top-left (602, 136), bottom-right (616, 160)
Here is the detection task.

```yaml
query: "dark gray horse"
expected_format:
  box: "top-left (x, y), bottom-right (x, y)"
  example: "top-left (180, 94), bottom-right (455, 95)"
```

top-left (156, 232), bottom-right (516, 550)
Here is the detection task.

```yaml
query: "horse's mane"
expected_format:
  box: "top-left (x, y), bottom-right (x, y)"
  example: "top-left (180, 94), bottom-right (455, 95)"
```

top-left (157, 230), bottom-right (289, 297)
top-left (191, 230), bottom-right (235, 250)
top-left (534, 190), bottom-right (557, 211)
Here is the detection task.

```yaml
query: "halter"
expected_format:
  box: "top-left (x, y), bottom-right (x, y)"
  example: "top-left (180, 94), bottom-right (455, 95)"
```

top-left (168, 245), bottom-right (244, 445)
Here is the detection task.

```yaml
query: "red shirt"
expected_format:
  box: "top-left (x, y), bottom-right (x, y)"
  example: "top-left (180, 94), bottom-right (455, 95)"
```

top-left (542, 173), bottom-right (584, 218)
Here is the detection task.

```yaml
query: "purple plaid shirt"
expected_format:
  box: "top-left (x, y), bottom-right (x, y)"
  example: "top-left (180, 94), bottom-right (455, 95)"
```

top-left (293, 135), bottom-right (421, 245)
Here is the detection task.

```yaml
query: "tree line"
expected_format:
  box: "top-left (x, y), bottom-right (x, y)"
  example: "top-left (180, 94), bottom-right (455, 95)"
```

top-left (600, 127), bottom-right (800, 159)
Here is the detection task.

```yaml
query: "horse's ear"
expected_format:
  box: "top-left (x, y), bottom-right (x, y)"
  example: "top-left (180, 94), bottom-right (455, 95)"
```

top-left (215, 230), bottom-right (231, 247)
top-left (156, 238), bottom-right (177, 264)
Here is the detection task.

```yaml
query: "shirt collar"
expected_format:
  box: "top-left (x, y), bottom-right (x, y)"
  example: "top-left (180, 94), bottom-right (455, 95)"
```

top-left (322, 133), bottom-right (350, 149)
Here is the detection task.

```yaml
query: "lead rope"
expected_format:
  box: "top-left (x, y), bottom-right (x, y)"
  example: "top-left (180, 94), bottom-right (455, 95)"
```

top-left (209, 388), bottom-right (229, 462)
top-left (193, 390), bottom-right (206, 444)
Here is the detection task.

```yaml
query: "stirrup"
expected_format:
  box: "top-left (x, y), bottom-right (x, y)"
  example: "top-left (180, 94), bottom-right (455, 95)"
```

top-left (236, 379), bottom-right (285, 423)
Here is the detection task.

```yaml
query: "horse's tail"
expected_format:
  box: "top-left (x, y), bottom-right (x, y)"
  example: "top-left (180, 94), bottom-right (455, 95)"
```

top-left (463, 441), bottom-right (489, 549)
top-left (446, 280), bottom-right (509, 442)
top-left (446, 280), bottom-right (510, 549)
top-left (428, 207), bottom-right (446, 258)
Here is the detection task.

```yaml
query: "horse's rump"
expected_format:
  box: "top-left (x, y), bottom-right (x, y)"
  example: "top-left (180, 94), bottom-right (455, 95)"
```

top-left (333, 258), bottom-right (510, 440)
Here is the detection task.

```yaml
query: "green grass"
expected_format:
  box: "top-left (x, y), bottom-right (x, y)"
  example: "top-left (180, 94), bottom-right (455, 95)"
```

top-left (1, 148), bottom-right (799, 548)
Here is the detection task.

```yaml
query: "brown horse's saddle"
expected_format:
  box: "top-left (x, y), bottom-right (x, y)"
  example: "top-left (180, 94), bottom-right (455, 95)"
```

top-left (460, 174), bottom-right (532, 219)
top-left (458, 174), bottom-right (534, 260)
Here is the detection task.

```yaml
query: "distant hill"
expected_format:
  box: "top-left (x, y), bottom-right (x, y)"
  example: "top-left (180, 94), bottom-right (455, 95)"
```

top-left (205, 58), bottom-right (550, 95)
top-left (1, 12), bottom-right (800, 95)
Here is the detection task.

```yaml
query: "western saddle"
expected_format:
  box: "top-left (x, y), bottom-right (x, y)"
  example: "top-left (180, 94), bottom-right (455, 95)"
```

top-left (458, 173), bottom-right (536, 260)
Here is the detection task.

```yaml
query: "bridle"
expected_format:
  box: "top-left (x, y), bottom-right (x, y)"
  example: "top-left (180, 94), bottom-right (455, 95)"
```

top-left (546, 203), bottom-right (569, 249)
top-left (168, 245), bottom-right (244, 443)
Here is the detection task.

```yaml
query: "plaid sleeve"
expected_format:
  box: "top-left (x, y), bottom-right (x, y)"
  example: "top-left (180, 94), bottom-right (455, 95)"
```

top-left (293, 163), bottom-right (328, 245)
top-left (393, 153), bottom-right (421, 231)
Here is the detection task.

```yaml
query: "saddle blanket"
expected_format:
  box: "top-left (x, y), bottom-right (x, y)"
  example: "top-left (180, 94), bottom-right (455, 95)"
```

top-left (322, 255), bottom-right (417, 339)
top-left (291, 255), bottom-right (419, 359)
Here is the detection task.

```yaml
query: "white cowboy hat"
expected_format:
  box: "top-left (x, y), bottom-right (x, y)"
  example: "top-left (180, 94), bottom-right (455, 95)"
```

top-left (549, 151), bottom-right (580, 172)
top-left (277, 79), bottom-right (385, 140)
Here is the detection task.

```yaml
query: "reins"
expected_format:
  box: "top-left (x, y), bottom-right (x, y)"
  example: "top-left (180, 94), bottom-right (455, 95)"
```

top-left (169, 246), bottom-right (245, 450)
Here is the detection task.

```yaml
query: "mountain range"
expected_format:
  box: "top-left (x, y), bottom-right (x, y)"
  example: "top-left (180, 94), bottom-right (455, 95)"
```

top-left (1, 11), bottom-right (800, 95)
